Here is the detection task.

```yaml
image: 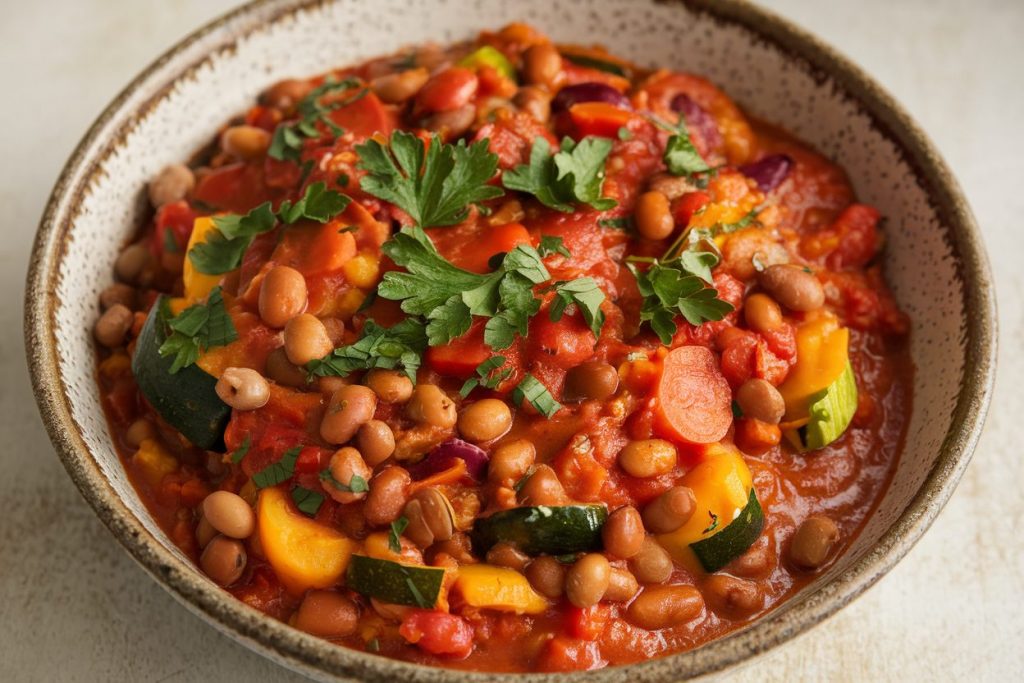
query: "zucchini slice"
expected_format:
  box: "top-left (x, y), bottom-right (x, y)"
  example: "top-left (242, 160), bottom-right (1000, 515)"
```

top-left (345, 555), bottom-right (445, 608)
top-left (560, 52), bottom-right (629, 77)
top-left (689, 488), bottom-right (764, 573)
top-left (470, 504), bottom-right (607, 556)
top-left (131, 296), bottom-right (230, 451)
top-left (792, 361), bottom-right (858, 451)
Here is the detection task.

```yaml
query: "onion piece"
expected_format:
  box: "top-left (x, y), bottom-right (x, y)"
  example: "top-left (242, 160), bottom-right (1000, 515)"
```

top-left (552, 82), bottom-right (631, 113)
top-left (738, 154), bottom-right (794, 192)
top-left (406, 438), bottom-right (489, 482)
top-left (669, 94), bottom-right (723, 152)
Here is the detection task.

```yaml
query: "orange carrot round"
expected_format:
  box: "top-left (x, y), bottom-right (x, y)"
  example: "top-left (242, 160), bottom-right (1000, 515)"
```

top-left (654, 346), bottom-right (733, 444)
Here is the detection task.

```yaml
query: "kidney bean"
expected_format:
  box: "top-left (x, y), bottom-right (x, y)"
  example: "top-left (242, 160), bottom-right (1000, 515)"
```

top-left (417, 67), bottom-right (478, 112)
top-left (566, 554), bottom-right (611, 608)
top-left (525, 556), bottom-right (566, 599)
top-left (629, 538), bottom-right (673, 584)
top-left (625, 585), bottom-right (703, 630)
top-left (704, 574), bottom-right (762, 616)
top-left (758, 264), bottom-right (825, 312)
top-left (602, 506), bottom-right (645, 559)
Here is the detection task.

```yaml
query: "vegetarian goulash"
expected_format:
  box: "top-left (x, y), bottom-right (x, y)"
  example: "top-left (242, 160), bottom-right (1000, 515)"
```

top-left (94, 24), bottom-right (910, 672)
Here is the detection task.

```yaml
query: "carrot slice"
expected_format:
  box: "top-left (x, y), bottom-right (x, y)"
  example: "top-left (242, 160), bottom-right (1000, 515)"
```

top-left (653, 345), bottom-right (733, 444)
top-left (408, 459), bottom-right (469, 494)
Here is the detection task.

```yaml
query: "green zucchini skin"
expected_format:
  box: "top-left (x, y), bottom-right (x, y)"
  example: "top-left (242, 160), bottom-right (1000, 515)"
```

top-left (470, 504), bottom-right (607, 556)
top-left (689, 489), bottom-right (764, 573)
top-left (801, 361), bottom-right (858, 450)
top-left (345, 555), bottom-right (445, 608)
top-left (560, 53), bottom-right (628, 77)
top-left (131, 297), bottom-right (230, 451)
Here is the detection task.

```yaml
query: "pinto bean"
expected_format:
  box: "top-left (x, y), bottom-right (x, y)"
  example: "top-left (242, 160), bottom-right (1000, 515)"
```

top-left (292, 591), bottom-right (359, 638)
top-left (758, 264), bottom-right (825, 312)
top-left (618, 439), bottom-right (677, 478)
top-left (743, 293), bottom-right (783, 333)
top-left (264, 347), bottom-right (307, 388)
top-left (602, 506), bottom-right (645, 559)
top-left (522, 44), bottom-right (562, 88)
top-left (320, 385), bottom-right (377, 445)
top-left (603, 568), bottom-right (640, 602)
top-left (202, 491), bottom-right (255, 539)
top-left (457, 398), bottom-right (513, 443)
top-left (704, 574), bottom-right (762, 616)
top-left (402, 487), bottom-right (455, 547)
top-left (625, 585), bottom-right (703, 630)
top-left (99, 282), bottom-right (136, 311)
top-left (357, 420), bottom-right (396, 466)
top-left (629, 538), bottom-right (674, 584)
top-left (564, 361), bottom-right (619, 401)
top-left (406, 384), bottom-right (456, 428)
top-left (642, 486), bottom-right (696, 533)
top-left (323, 447), bottom-right (372, 504)
top-left (114, 243), bottom-right (152, 284)
top-left (513, 86), bottom-right (551, 123)
top-left (258, 265), bottom-right (307, 328)
top-left (488, 439), bottom-right (535, 486)
top-left (262, 78), bottom-right (314, 110)
top-left (371, 67), bottom-right (429, 103)
top-left (635, 191), bottom-right (674, 240)
top-left (200, 535), bottom-right (246, 586)
top-left (735, 378), bottom-right (785, 424)
top-left (486, 542), bottom-right (530, 571)
top-left (565, 553), bottom-right (611, 608)
top-left (517, 464), bottom-right (568, 506)
top-left (148, 163), bottom-right (195, 208)
top-left (283, 314), bottom-right (333, 366)
top-left (221, 125), bottom-right (271, 160)
top-left (790, 516), bottom-right (840, 569)
top-left (422, 103), bottom-right (476, 139)
top-left (364, 466), bottom-right (410, 526)
top-left (94, 304), bottom-right (133, 348)
top-left (525, 556), bottom-right (566, 599)
top-left (215, 367), bottom-right (271, 411)
top-left (365, 369), bottom-right (414, 404)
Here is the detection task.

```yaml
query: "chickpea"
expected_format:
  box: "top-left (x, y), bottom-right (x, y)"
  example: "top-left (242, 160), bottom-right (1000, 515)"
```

top-left (258, 265), bottom-right (307, 328)
top-left (94, 304), bottom-right (134, 348)
top-left (357, 420), bottom-right (396, 466)
top-left (744, 293), bottom-right (783, 333)
top-left (363, 466), bottom-right (410, 526)
top-left (625, 585), bottom-right (703, 630)
top-left (564, 361), bottom-right (619, 401)
top-left (618, 439), bottom-right (677, 478)
top-left (365, 369), bottom-right (413, 404)
top-left (736, 378), bottom-right (785, 424)
top-left (148, 163), bottom-right (195, 208)
top-left (642, 486), bottom-right (696, 534)
top-left (195, 516), bottom-right (217, 549)
top-left (566, 553), bottom-right (611, 608)
top-left (262, 78), bottom-right (313, 110)
top-left (630, 537), bottom-right (674, 584)
top-left (264, 347), bottom-right (307, 388)
top-left (221, 125), bottom-right (271, 160)
top-left (604, 567), bottom-right (640, 602)
top-left (324, 447), bottom-right (372, 504)
top-left (99, 282), bottom-right (136, 311)
top-left (200, 535), bottom-right (246, 586)
top-left (704, 574), bottom-right (762, 616)
top-left (790, 515), bottom-right (840, 570)
top-left (526, 556), bottom-right (566, 599)
top-left (114, 243), bottom-right (151, 283)
top-left (215, 367), bottom-right (270, 411)
top-left (488, 440), bottom-right (535, 486)
top-left (202, 491), bottom-right (255, 539)
top-left (517, 464), bottom-right (569, 506)
top-left (486, 542), bottom-right (530, 571)
top-left (406, 384), bottom-right (457, 428)
top-left (283, 314), bottom-right (334, 366)
top-left (371, 67), bottom-right (429, 103)
top-left (513, 86), bottom-right (551, 123)
top-left (422, 103), bottom-right (476, 139)
top-left (417, 67), bottom-right (478, 113)
top-left (602, 506), bottom-right (645, 559)
top-left (458, 398), bottom-right (513, 443)
top-left (320, 385), bottom-right (377, 445)
top-left (292, 591), bottom-right (359, 638)
top-left (124, 419), bottom-right (154, 448)
top-left (522, 43), bottom-right (562, 88)
top-left (758, 264), bottom-right (825, 312)
top-left (635, 191), bottom-right (674, 240)
top-left (402, 488), bottom-right (455, 547)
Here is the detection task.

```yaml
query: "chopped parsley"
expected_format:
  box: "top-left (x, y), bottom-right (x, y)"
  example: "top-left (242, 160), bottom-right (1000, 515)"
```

top-left (252, 446), bottom-right (302, 489)
top-left (628, 257), bottom-right (734, 344)
top-left (306, 318), bottom-right (427, 384)
top-left (702, 510), bottom-right (720, 534)
top-left (511, 374), bottom-right (562, 418)
top-left (276, 181), bottom-right (352, 224)
top-left (545, 277), bottom-right (607, 339)
top-left (503, 136), bottom-right (617, 213)
top-left (356, 130), bottom-right (504, 229)
top-left (291, 486), bottom-right (325, 516)
top-left (157, 287), bottom-right (238, 373)
top-left (648, 113), bottom-right (711, 178)
top-left (598, 216), bottom-right (633, 232)
top-left (268, 77), bottom-right (366, 162)
top-left (538, 235), bottom-right (570, 258)
top-left (319, 469), bottom-right (368, 494)
top-left (229, 434), bottom-right (251, 465)
top-left (389, 517), bottom-right (409, 552)
top-left (460, 356), bottom-right (513, 397)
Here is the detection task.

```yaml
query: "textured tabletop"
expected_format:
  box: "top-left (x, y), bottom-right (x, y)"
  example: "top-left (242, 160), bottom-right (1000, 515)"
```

top-left (2, 1), bottom-right (1022, 680)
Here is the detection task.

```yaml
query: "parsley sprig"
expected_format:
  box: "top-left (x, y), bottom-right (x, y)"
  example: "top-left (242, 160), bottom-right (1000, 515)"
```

top-left (268, 77), bottom-right (367, 162)
top-left (252, 446), bottom-right (302, 489)
top-left (460, 356), bottom-right (513, 397)
top-left (157, 286), bottom-right (238, 373)
top-left (306, 318), bottom-right (427, 384)
top-left (649, 113), bottom-right (710, 178)
top-left (188, 182), bottom-right (351, 274)
top-left (356, 130), bottom-right (504, 229)
top-left (292, 486), bottom-right (325, 517)
top-left (503, 136), bottom-right (617, 212)
top-left (512, 374), bottom-right (562, 418)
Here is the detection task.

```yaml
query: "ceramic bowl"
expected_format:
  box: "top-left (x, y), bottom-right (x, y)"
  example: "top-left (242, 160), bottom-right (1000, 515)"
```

top-left (25, 0), bottom-right (996, 680)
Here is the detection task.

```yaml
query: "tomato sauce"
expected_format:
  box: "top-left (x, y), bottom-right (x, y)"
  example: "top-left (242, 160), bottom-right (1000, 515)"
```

top-left (94, 23), bottom-right (911, 673)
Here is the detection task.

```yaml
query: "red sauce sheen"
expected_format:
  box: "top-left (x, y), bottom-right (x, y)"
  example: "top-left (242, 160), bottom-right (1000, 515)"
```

top-left (94, 23), bottom-right (911, 673)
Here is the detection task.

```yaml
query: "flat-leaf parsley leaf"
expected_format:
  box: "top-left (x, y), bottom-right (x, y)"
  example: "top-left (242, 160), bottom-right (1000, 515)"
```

top-left (503, 136), bottom-right (617, 212)
top-left (157, 286), bottom-right (238, 373)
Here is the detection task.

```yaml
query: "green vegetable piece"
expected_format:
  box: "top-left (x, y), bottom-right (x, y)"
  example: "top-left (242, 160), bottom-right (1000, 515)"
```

top-left (689, 488), bottom-right (764, 573)
top-left (470, 504), bottom-right (607, 556)
top-left (345, 555), bottom-right (445, 608)
top-left (800, 361), bottom-right (858, 450)
top-left (131, 296), bottom-right (230, 451)
top-left (560, 52), bottom-right (628, 77)
top-left (503, 136), bottom-right (617, 213)
top-left (459, 45), bottom-right (516, 79)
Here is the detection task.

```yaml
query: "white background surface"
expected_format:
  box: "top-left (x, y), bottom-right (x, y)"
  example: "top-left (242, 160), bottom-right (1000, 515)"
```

top-left (2, 1), bottom-right (1022, 680)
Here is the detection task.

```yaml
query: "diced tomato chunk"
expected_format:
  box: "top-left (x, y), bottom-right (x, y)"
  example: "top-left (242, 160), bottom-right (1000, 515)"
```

top-left (528, 309), bottom-right (597, 370)
top-left (427, 320), bottom-right (491, 378)
top-left (568, 102), bottom-right (633, 139)
top-left (537, 636), bottom-right (605, 672)
top-left (399, 610), bottom-right (474, 658)
top-left (152, 200), bottom-right (197, 259)
top-left (671, 191), bottom-right (711, 227)
top-left (565, 605), bottom-right (612, 641)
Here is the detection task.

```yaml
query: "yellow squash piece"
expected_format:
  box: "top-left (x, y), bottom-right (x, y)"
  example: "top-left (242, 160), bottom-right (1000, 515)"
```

top-left (777, 313), bottom-right (850, 421)
top-left (454, 564), bottom-right (549, 615)
top-left (257, 486), bottom-right (356, 595)
top-left (182, 216), bottom-right (224, 302)
top-left (656, 445), bottom-right (753, 571)
top-left (133, 438), bottom-right (179, 487)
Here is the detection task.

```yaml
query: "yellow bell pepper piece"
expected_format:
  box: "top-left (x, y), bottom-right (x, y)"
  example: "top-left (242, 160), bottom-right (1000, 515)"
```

top-left (656, 445), bottom-right (753, 571)
top-left (777, 314), bottom-right (850, 420)
top-left (182, 217), bottom-right (224, 302)
top-left (133, 438), bottom-right (179, 486)
top-left (454, 564), bottom-right (549, 615)
top-left (257, 487), bottom-right (356, 595)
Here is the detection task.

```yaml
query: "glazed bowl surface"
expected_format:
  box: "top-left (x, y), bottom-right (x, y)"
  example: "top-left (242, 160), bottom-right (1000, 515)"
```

top-left (25, 0), bottom-right (995, 680)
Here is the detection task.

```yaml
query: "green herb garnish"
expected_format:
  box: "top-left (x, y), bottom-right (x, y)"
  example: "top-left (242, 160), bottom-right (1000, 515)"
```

top-left (307, 318), bottom-right (427, 384)
top-left (460, 356), bottom-right (513, 397)
top-left (511, 374), bottom-right (562, 418)
top-left (503, 136), bottom-right (617, 213)
top-left (702, 510), bottom-right (720, 534)
top-left (538, 235), bottom-right (571, 258)
top-left (389, 517), bottom-right (409, 552)
top-left (268, 77), bottom-right (366, 162)
top-left (319, 469), bottom-right (369, 494)
top-left (291, 486), bottom-right (325, 517)
top-left (356, 130), bottom-right (504, 229)
top-left (252, 446), bottom-right (302, 489)
top-left (156, 286), bottom-right (238, 373)
top-left (230, 434), bottom-right (251, 465)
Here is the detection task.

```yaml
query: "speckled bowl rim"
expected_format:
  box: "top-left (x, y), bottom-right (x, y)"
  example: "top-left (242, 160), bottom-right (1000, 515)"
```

top-left (25, 0), bottom-right (996, 680)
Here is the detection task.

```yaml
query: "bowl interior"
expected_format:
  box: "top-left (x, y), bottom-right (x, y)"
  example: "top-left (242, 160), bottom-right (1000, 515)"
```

top-left (32, 0), bottom-right (990, 679)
